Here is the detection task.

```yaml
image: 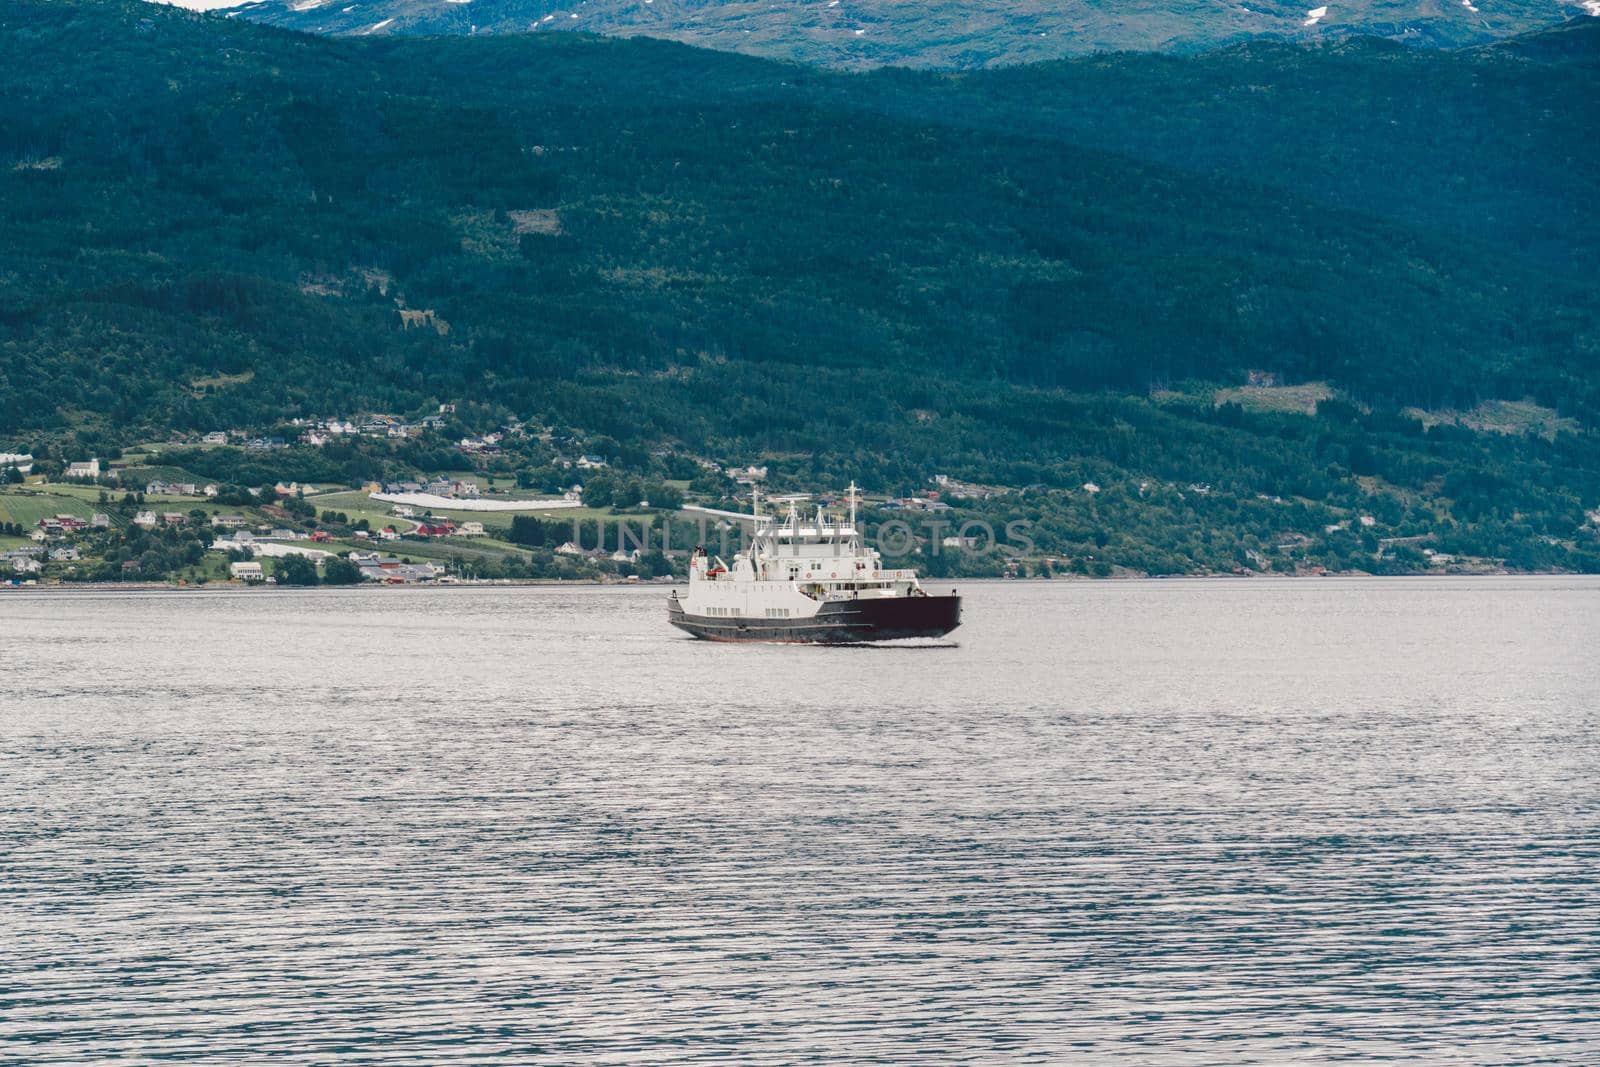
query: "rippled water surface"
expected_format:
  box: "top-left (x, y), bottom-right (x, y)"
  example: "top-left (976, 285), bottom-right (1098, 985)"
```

top-left (3, 578), bottom-right (1600, 1063)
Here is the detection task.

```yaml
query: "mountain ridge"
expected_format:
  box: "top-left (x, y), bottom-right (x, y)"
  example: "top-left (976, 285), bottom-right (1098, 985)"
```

top-left (216, 0), bottom-right (1594, 69)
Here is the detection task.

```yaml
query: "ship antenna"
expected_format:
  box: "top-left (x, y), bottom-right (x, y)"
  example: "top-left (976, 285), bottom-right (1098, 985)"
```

top-left (847, 480), bottom-right (859, 529)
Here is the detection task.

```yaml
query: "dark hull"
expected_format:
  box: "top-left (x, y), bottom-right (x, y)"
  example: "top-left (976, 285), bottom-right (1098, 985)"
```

top-left (669, 594), bottom-right (961, 644)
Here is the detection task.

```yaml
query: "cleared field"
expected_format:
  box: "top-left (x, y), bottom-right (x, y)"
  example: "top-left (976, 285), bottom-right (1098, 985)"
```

top-left (188, 370), bottom-right (254, 395)
top-left (1213, 382), bottom-right (1334, 416)
top-left (1403, 399), bottom-right (1580, 441)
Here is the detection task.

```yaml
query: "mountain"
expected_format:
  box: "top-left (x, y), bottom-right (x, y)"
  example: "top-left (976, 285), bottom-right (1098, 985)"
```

top-left (222, 0), bottom-right (1591, 69)
top-left (3, 1), bottom-right (1599, 574)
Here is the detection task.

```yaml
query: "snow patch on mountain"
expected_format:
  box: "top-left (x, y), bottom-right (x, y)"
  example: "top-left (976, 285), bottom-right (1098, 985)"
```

top-left (147, 0), bottom-right (260, 10)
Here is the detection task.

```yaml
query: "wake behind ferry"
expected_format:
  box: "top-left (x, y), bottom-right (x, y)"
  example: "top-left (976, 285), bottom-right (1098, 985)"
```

top-left (668, 483), bottom-right (961, 643)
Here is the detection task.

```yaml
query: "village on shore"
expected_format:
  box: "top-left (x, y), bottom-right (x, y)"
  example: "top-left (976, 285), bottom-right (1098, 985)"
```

top-left (6, 396), bottom-right (1567, 589)
top-left (1, 408), bottom-right (1031, 588)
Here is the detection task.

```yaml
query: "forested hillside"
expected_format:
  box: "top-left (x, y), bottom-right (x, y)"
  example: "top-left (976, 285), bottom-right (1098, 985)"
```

top-left (3, 1), bottom-right (1598, 574)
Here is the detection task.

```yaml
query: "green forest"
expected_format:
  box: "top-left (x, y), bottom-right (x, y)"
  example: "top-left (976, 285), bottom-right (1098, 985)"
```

top-left (2, 1), bottom-right (1598, 576)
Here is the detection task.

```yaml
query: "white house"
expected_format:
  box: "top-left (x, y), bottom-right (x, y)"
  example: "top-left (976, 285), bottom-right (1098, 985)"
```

top-left (201, 431), bottom-right (228, 446)
top-left (8, 557), bottom-right (42, 575)
top-left (459, 521), bottom-right (485, 537)
top-left (133, 511), bottom-right (158, 527)
top-left (63, 458), bottom-right (100, 480)
top-left (229, 561), bottom-right (265, 582)
top-left (0, 452), bottom-right (34, 475)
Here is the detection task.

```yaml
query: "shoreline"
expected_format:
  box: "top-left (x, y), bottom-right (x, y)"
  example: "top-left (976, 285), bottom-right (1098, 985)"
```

top-left (4, 571), bottom-right (1587, 593)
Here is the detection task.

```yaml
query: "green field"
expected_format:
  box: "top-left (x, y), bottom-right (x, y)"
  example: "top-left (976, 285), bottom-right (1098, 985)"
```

top-left (0, 490), bottom-right (98, 527)
top-left (301, 490), bottom-right (416, 532)
top-left (1, 482), bottom-right (300, 534)
top-left (360, 537), bottom-right (530, 567)
top-left (112, 464), bottom-right (214, 487)
top-left (22, 482), bottom-right (107, 501)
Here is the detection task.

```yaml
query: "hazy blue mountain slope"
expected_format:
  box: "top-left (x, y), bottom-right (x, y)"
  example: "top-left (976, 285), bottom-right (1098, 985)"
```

top-left (226, 0), bottom-right (1590, 68)
top-left (849, 22), bottom-right (1600, 268)
top-left (0, 4), bottom-right (1594, 516)
top-left (6, 1), bottom-right (1595, 438)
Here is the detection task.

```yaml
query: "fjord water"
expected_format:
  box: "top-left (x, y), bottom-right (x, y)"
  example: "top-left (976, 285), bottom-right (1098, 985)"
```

top-left (3, 578), bottom-right (1598, 1063)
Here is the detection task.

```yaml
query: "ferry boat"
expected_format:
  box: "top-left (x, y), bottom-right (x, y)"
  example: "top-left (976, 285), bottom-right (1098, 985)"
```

top-left (668, 484), bottom-right (961, 643)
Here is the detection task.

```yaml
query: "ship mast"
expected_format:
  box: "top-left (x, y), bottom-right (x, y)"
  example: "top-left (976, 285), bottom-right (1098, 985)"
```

top-left (846, 481), bottom-right (859, 529)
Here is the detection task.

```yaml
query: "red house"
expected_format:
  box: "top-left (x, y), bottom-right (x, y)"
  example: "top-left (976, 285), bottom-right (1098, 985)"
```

top-left (413, 521), bottom-right (455, 538)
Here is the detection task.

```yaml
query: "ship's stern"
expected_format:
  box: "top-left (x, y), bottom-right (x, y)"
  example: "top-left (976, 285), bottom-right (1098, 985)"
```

top-left (832, 592), bottom-right (961, 641)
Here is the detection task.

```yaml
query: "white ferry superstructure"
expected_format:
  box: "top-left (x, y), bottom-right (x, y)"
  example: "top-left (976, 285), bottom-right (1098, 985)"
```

top-left (667, 483), bottom-right (961, 643)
